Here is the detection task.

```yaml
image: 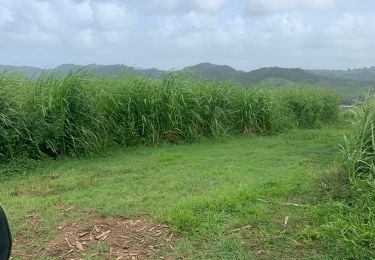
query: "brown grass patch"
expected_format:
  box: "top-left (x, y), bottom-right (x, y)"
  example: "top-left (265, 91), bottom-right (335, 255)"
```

top-left (11, 208), bottom-right (176, 259)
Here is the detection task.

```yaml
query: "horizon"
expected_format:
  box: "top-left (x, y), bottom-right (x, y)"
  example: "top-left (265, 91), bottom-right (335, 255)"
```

top-left (0, 0), bottom-right (374, 70)
top-left (1, 62), bottom-right (375, 72)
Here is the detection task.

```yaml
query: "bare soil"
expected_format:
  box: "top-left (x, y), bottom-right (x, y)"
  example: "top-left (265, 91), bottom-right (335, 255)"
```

top-left (11, 208), bottom-right (176, 259)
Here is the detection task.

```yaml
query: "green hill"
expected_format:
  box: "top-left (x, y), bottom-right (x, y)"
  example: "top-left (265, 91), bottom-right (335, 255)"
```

top-left (246, 67), bottom-right (319, 83)
top-left (183, 62), bottom-right (244, 79)
top-left (1, 62), bottom-right (375, 101)
top-left (312, 67), bottom-right (375, 81)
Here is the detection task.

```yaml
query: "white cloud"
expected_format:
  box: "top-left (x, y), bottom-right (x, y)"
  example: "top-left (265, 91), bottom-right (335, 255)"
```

top-left (0, 0), bottom-right (134, 50)
top-left (193, 0), bottom-right (227, 12)
top-left (328, 13), bottom-right (365, 34)
top-left (0, 0), bottom-right (374, 70)
top-left (259, 13), bottom-right (313, 36)
top-left (157, 11), bottom-right (246, 48)
top-left (89, 1), bottom-right (133, 31)
top-left (158, 11), bottom-right (218, 38)
top-left (323, 13), bottom-right (373, 53)
top-left (71, 28), bottom-right (94, 47)
top-left (246, 0), bottom-right (334, 16)
top-left (0, 5), bottom-right (13, 27)
top-left (152, 0), bottom-right (227, 14)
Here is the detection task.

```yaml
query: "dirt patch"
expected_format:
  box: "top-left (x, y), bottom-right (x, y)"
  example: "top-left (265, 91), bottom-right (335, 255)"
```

top-left (49, 217), bottom-right (175, 259)
top-left (11, 209), bottom-right (176, 259)
top-left (11, 213), bottom-right (46, 259)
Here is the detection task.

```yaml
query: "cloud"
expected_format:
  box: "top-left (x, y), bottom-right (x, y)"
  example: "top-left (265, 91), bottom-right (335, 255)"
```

top-left (324, 13), bottom-right (373, 53)
top-left (246, 0), bottom-right (334, 16)
top-left (89, 1), bottom-right (133, 31)
top-left (328, 13), bottom-right (365, 34)
top-left (258, 13), bottom-right (313, 37)
top-left (151, 0), bottom-right (228, 14)
top-left (0, 5), bottom-right (13, 27)
top-left (0, 0), bottom-right (374, 70)
top-left (0, 0), bottom-right (134, 50)
top-left (194, 0), bottom-right (228, 12)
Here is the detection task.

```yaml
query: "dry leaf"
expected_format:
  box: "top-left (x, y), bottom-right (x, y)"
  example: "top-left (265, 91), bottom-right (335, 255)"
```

top-left (75, 241), bottom-right (84, 251)
top-left (95, 230), bottom-right (111, 240)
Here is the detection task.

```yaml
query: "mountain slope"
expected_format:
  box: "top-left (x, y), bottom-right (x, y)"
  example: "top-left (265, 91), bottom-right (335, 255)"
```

top-left (0, 62), bottom-right (324, 83)
top-left (0, 64), bottom-right (166, 79)
top-left (183, 63), bottom-right (319, 83)
top-left (183, 62), bottom-right (245, 79)
top-left (1, 62), bottom-right (375, 100)
top-left (312, 67), bottom-right (375, 81)
top-left (0, 65), bottom-right (42, 78)
top-left (246, 67), bottom-right (320, 83)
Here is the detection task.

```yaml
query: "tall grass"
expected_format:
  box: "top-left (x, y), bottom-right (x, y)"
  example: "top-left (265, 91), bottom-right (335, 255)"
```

top-left (343, 94), bottom-right (375, 183)
top-left (304, 96), bottom-right (375, 258)
top-left (0, 73), bottom-right (339, 161)
top-left (276, 87), bottom-right (339, 128)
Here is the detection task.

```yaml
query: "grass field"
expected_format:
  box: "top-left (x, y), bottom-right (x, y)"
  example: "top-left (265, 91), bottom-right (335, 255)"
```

top-left (2, 74), bottom-right (374, 259)
top-left (0, 117), bottom-right (350, 259)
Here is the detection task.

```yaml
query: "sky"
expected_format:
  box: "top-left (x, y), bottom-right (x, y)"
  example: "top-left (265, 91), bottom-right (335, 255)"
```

top-left (0, 0), bottom-right (374, 70)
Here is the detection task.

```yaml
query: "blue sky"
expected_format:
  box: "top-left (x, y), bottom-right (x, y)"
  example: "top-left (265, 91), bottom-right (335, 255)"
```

top-left (0, 0), bottom-right (374, 70)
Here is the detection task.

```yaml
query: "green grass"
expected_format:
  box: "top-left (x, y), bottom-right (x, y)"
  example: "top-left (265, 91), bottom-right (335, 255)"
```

top-left (307, 96), bottom-right (375, 259)
top-left (0, 118), bottom-right (350, 259)
top-left (5, 72), bottom-right (375, 258)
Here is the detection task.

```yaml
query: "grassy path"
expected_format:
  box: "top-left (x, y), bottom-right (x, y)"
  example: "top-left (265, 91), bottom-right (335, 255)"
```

top-left (0, 123), bottom-right (348, 259)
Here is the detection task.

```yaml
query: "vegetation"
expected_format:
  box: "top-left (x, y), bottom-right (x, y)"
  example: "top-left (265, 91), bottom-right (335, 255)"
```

top-left (343, 95), bottom-right (375, 181)
top-left (2, 71), bottom-right (375, 258)
top-left (0, 120), bottom-right (349, 259)
top-left (0, 73), bottom-right (338, 161)
top-left (2, 62), bottom-right (375, 102)
top-left (313, 66), bottom-right (375, 82)
top-left (299, 98), bottom-right (375, 259)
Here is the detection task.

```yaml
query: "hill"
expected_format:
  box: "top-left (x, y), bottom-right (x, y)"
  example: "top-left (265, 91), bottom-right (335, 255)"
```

top-left (312, 67), bottom-right (375, 81)
top-left (245, 67), bottom-right (319, 83)
top-left (183, 63), bottom-right (319, 83)
top-left (0, 64), bottom-right (166, 79)
top-left (1, 62), bottom-right (375, 101)
top-left (0, 62), bottom-right (322, 83)
top-left (182, 62), bottom-right (244, 80)
top-left (0, 65), bottom-right (42, 78)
